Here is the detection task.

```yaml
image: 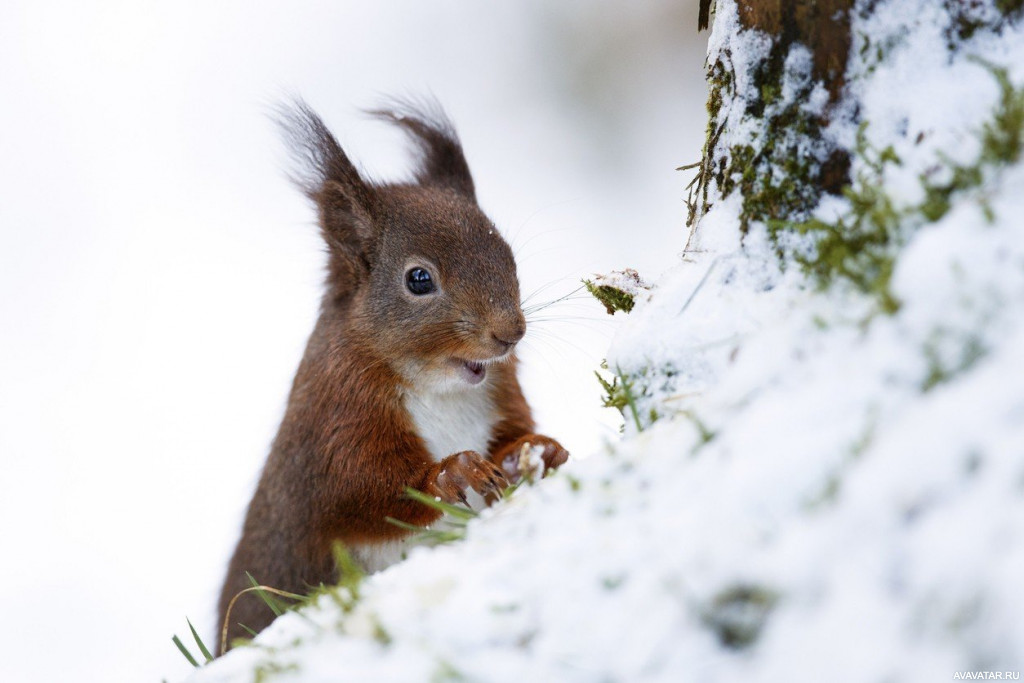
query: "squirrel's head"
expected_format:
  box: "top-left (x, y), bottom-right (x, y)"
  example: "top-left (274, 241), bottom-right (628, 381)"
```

top-left (281, 99), bottom-right (525, 391)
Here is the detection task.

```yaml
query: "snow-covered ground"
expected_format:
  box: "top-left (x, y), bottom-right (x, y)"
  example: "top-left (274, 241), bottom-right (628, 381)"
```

top-left (188, 1), bottom-right (1024, 681)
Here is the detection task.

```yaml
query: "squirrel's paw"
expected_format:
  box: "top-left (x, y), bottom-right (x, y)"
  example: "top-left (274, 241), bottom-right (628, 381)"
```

top-left (497, 434), bottom-right (569, 482)
top-left (430, 451), bottom-right (509, 506)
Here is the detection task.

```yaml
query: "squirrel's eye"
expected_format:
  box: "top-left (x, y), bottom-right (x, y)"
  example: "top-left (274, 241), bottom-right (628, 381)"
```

top-left (405, 267), bottom-right (436, 295)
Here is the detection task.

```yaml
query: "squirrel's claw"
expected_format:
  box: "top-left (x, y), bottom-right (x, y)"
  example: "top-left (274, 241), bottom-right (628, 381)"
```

top-left (432, 451), bottom-right (509, 508)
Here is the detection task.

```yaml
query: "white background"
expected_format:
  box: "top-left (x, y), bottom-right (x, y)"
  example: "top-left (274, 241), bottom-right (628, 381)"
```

top-left (0, 2), bottom-right (706, 680)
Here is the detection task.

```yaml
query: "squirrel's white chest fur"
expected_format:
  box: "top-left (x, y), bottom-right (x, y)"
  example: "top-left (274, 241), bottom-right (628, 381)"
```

top-left (403, 383), bottom-right (496, 462)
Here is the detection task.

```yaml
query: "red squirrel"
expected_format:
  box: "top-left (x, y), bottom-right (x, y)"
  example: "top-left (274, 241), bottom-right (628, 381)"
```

top-left (216, 99), bottom-right (568, 652)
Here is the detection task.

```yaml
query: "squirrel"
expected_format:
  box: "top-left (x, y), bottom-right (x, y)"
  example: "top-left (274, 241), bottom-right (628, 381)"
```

top-left (216, 99), bottom-right (569, 653)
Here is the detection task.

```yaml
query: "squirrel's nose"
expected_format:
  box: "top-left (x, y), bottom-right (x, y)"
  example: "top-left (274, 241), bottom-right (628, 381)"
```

top-left (492, 318), bottom-right (526, 350)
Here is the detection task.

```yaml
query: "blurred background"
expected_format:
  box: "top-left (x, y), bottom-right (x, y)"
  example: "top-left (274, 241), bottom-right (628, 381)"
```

top-left (0, 1), bottom-right (706, 680)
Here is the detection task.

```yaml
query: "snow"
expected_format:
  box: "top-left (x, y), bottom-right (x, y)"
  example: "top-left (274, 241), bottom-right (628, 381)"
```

top-left (189, 0), bottom-right (1024, 680)
top-left (515, 443), bottom-right (547, 483)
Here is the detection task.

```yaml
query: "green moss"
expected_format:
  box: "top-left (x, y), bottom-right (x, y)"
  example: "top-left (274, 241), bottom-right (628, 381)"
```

top-left (978, 60), bottom-right (1024, 165)
top-left (706, 38), bottom-right (845, 234)
top-left (371, 620), bottom-right (392, 646)
top-left (776, 63), bottom-right (1024, 314)
top-left (601, 574), bottom-right (627, 591)
top-left (946, 0), bottom-right (1024, 45)
top-left (918, 61), bottom-right (1021, 224)
top-left (760, 81), bottom-right (782, 107)
top-left (856, 32), bottom-right (883, 76)
top-left (584, 279), bottom-right (635, 314)
top-left (776, 123), bottom-right (903, 313)
top-left (679, 410), bottom-right (716, 450)
top-left (697, 32), bottom-right (1022, 314)
top-left (805, 420), bottom-right (876, 511)
top-left (431, 661), bottom-right (467, 683)
top-left (688, 54), bottom-right (736, 229)
top-left (997, 0), bottom-right (1024, 17)
top-left (806, 473), bottom-right (843, 510)
top-left (254, 662), bottom-right (300, 683)
top-left (922, 334), bottom-right (987, 392)
top-left (701, 585), bottom-right (779, 650)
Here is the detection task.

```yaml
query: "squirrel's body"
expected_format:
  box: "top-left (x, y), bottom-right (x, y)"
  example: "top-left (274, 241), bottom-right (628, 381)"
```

top-left (216, 102), bottom-right (566, 653)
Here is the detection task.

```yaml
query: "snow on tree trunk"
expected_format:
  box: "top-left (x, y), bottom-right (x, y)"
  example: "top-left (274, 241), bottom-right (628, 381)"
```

top-left (186, 1), bottom-right (1024, 681)
top-left (690, 0), bottom-right (853, 232)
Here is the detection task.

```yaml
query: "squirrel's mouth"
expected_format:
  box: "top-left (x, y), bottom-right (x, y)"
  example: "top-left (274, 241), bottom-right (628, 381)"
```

top-left (454, 359), bottom-right (487, 385)
top-left (449, 348), bottom-right (514, 385)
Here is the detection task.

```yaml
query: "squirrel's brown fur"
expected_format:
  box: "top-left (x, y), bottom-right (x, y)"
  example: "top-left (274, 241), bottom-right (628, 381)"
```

top-left (216, 99), bottom-right (567, 653)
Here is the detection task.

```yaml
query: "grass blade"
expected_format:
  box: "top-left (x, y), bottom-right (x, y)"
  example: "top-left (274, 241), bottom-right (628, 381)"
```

top-left (502, 479), bottom-right (524, 498)
top-left (616, 367), bottom-right (644, 433)
top-left (384, 516), bottom-right (427, 532)
top-left (220, 583), bottom-right (306, 653)
top-left (418, 529), bottom-right (466, 543)
top-left (172, 635), bottom-right (200, 668)
top-left (403, 487), bottom-right (476, 520)
top-left (246, 572), bottom-right (285, 616)
top-left (385, 516), bottom-right (466, 544)
top-left (187, 618), bottom-right (213, 663)
top-left (330, 542), bottom-right (365, 597)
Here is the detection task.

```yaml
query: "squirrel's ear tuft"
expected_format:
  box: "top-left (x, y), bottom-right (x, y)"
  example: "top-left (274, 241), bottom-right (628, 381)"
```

top-left (277, 100), bottom-right (377, 272)
top-left (369, 97), bottom-right (476, 200)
